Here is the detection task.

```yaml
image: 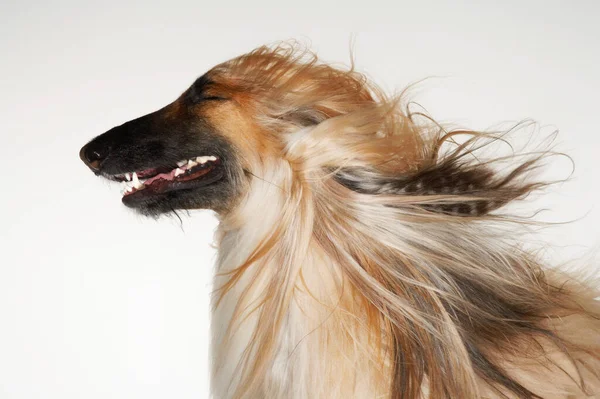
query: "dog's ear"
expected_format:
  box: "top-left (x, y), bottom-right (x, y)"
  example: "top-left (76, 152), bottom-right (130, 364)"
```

top-left (334, 154), bottom-right (542, 217)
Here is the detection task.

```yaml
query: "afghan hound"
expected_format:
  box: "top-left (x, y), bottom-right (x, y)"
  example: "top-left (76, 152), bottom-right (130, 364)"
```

top-left (79, 43), bottom-right (600, 398)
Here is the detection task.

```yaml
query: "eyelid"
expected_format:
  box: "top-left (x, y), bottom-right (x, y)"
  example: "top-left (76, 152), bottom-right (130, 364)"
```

top-left (202, 95), bottom-right (229, 102)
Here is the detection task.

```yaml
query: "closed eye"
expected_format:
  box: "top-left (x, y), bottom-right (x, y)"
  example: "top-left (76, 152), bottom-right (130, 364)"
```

top-left (203, 95), bottom-right (229, 102)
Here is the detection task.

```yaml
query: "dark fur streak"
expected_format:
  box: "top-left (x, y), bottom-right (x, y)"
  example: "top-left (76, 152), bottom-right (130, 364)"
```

top-left (334, 165), bottom-right (496, 216)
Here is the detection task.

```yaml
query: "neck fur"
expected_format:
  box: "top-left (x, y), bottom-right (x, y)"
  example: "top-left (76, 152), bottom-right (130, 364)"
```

top-left (210, 159), bottom-right (389, 398)
top-left (209, 158), bottom-right (600, 399)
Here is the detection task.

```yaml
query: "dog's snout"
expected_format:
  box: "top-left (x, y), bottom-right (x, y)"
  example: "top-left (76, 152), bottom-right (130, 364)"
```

top-left (79, 140), bottom-right (110, 172)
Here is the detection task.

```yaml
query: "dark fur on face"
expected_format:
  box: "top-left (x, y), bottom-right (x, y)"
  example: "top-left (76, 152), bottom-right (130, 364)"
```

top-left (79, 76), bottom-right (242, 216)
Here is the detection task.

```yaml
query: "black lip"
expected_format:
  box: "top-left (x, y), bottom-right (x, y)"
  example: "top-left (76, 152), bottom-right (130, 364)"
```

top-left (121, 165), bottom-right (225, 208)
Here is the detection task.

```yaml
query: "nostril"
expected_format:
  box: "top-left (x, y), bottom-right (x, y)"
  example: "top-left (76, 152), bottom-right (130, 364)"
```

top-left (79, 142), bottom-right (108, 171)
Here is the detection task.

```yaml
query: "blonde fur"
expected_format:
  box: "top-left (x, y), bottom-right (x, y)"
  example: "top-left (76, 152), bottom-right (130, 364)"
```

top-left (205, 43), bottom-right (600, 398)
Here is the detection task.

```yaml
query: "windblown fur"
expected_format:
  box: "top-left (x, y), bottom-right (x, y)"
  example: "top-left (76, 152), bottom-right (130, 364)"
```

top-left (80, 42), bottom-right (600, 399)
top-left (209, 45), bottom-right (600, 399)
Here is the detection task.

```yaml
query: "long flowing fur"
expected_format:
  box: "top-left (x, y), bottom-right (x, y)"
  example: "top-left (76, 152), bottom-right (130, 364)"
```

top-left (209, 44), bottom-right (600, 398)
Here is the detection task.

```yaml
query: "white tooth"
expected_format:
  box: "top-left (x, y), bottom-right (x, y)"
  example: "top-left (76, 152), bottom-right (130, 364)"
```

top-left (177, 160), bottom-right (187, 167)
top-left (126, 186), bottom-right (133, 192)
top-left (125, 173), bottom-right (131, 181)
top-left (129, 173), bottom-right (143, 189)
top-left (175, 168), bottom-right (184, 177)
top-left (196, 156), bottom-right (208, 164)
top-left (207, 156), bottom-right (217, 161)
top-left (187, 159), bottom-right (198, 168)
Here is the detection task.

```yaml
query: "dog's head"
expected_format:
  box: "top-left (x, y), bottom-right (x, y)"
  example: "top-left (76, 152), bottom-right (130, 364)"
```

top-left (79, 45), bottom-right (425, 216)
top-left (81, 44), bottom-right (532, 220)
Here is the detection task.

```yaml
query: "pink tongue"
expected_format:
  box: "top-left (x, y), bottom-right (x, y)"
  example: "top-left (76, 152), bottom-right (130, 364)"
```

top-left (137, 161), bottom-right (215, 190)
top-left (144, 169), bottom-right (178, 185)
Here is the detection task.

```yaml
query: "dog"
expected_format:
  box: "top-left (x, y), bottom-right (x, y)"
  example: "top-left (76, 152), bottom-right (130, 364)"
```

top-left (80, 43), bottom-right (600, 398)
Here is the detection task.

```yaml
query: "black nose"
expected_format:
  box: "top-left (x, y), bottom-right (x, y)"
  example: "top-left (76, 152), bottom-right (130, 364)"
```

top-left (79, 141), bottom-right (109, 172)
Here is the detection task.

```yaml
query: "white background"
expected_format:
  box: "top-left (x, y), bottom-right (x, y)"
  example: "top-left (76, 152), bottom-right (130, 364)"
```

top-left (1, 1), bottom-right (599, 398)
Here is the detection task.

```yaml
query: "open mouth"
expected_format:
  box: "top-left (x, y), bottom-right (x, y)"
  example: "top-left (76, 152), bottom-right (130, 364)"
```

top-left (111, 155), bottom-right (223, 204)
